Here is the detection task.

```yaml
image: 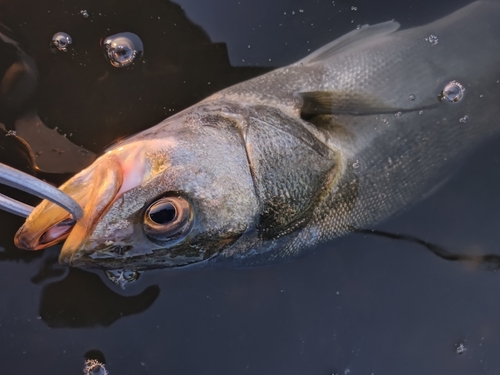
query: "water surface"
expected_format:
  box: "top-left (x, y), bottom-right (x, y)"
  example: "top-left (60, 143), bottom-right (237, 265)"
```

top-left (0, 0), bottom-right (499, 374)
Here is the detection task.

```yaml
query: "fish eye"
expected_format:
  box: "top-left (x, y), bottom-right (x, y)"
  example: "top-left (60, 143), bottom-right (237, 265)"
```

top-left (143, 196), bottom-right (192, 240)
top-left (150, 201), bottom-right (176, 224)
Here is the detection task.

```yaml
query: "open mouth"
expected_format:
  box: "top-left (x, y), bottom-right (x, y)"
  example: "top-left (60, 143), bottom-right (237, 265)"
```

top-left (14, 153), bottom-right (125, 264)
top-left (38, 217), bottom-right (75, 246)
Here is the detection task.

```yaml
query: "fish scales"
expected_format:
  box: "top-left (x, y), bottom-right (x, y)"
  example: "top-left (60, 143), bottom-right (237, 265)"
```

top-left (210, 0), bottom-right (500, 263)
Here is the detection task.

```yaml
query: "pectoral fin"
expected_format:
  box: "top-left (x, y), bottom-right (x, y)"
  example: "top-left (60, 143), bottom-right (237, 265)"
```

top-left (299, 91), bottom-right (439, 117)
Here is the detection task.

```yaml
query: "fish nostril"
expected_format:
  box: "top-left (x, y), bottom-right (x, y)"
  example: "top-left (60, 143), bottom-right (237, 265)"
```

top-left (112, 246), bottom-right (124, 255)
top-left (111, 245), bottom-right (132, 255)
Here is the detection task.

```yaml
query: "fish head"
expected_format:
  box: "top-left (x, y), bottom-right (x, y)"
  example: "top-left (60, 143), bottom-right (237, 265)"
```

top-left (15, 107), bottom-right (259, 269)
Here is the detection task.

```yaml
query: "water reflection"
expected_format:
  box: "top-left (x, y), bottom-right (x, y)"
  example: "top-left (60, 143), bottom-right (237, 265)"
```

top-left (0, 127), bottom-right (36, 175)
top-left (39, 267), bottom-right (159, 328)
top-left (0, 241), bottom-right (159, 328)
top-left (23, 223), bottom-right (500, 330)
top-left (0, 242), bottom-right (41, 263)
top-left (14, 212), bottom-right (476, 336)
top-left (0, 24), bottom-right (37, 125)
top-left (14, 111), bottom-right (96, 173)
top-left (1, 0), bottom-right (498, 374)
top-left (0, 24), bottom-right (96, 174)
top-left (0, 0), bottom-right (271, 153)
top-left (358, 229), bottom-right (500, 271)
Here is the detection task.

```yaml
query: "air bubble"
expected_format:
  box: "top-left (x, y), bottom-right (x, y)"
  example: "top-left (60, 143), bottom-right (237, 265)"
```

top-left (352, 160), bottom-right (360, 169)
top-left (459, 115), bottom-right (469, 123)
top-left (103, 32), bottom-right (143, 68)
top-left (425, 34), bottom-right (439, 45)
top-left (408, 94), bottom-right (416, 101)
top-left (441, 81), bottom-right (465, 102)
top-left (50, 32), bottom-right (72, 52)
top-left (84, 359), bottom-right (108, 375)
top-left (105, 269), bottom-right (140, 287)
top-left (80, 10), bottom-right (89, 18)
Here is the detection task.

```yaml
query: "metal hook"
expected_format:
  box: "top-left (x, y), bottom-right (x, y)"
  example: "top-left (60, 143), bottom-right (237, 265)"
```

top-left (0, 163), bottom-right (83, 219)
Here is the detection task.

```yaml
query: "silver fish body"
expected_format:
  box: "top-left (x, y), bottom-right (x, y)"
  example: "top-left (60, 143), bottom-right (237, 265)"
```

top-left (15, 0), bottom-right (500, 269)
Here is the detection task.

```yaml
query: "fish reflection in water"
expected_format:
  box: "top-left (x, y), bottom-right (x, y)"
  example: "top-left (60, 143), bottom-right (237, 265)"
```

top-left (37, 265), bottom-right (160, 328)
top-left (14, 0), bottom-right (500, 271)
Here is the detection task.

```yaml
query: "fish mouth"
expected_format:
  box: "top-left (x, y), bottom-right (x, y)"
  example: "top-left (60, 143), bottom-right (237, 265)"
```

top-left (14, 153), bottom-right (125, 265)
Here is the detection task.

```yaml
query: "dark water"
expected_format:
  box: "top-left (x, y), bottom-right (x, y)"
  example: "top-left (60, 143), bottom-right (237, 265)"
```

top-left (1, 0), bottom-right (500, 374)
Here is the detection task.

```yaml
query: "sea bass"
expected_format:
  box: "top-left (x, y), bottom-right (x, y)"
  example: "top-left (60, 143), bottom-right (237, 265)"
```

top-left (14, 0), bottom-right (500, 269)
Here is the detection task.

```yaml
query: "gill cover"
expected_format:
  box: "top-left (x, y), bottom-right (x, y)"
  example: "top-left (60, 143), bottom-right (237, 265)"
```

top-left (244, 105), bottom-right (339, 239)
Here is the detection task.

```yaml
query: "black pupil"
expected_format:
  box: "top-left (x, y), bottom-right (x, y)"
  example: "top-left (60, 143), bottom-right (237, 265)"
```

top-left (149, 202), bottom-right (176, 224)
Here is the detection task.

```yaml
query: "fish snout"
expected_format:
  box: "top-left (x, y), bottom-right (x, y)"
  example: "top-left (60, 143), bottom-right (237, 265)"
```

top-left (14, 154), bottom-right (125, 262)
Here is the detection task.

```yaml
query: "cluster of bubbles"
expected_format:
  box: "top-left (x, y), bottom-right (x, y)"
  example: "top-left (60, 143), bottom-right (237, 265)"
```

top-left (50, 28), bottom-right (143, 68)
top-left (455, 343), bottom-right (466, 355)
top-left (425, 34), bottom-right (439, 45)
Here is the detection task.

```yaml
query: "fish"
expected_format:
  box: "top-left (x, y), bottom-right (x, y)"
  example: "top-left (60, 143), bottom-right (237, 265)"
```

top-left (14, 0), bottom-right (500, 270)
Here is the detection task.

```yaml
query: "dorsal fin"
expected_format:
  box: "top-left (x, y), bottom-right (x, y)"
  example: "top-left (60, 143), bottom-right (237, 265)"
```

top-left (295, 21), bottom-right (400, 65)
